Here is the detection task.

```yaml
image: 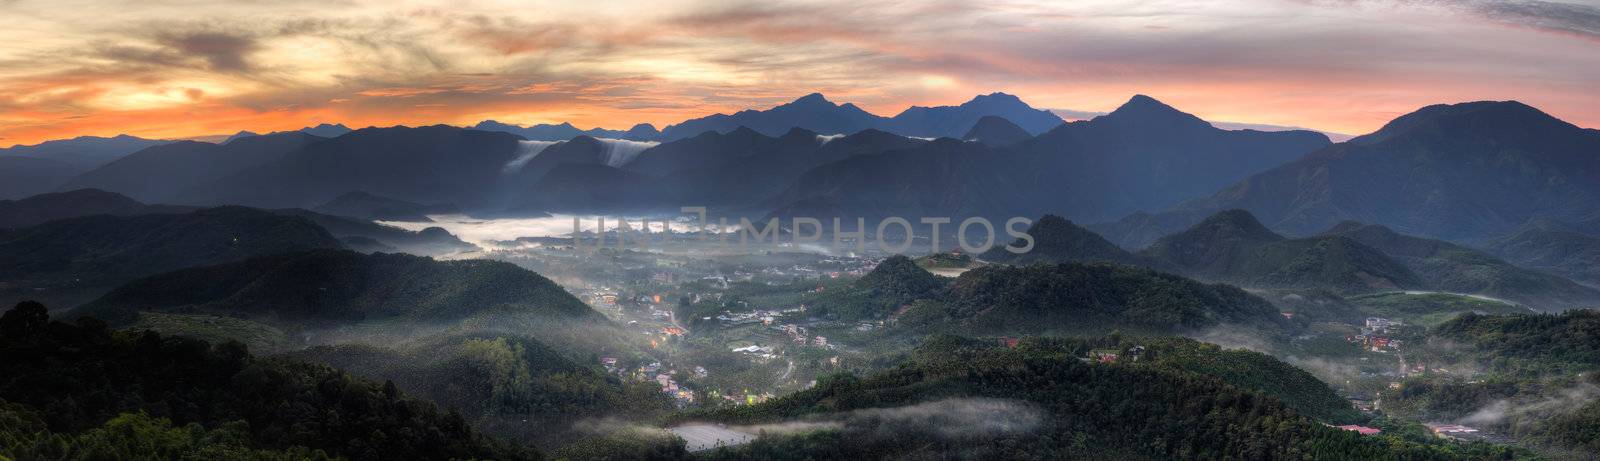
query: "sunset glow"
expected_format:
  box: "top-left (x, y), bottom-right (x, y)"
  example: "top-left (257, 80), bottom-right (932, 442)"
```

top-left (2, 0), bottom-right (1598, 146)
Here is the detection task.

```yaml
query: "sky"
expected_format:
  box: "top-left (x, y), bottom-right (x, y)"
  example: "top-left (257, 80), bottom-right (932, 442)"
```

top-left (2, 0), bottom-right (1598, 146)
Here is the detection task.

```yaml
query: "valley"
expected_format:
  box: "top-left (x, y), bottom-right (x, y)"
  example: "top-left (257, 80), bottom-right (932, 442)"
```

top-left (2, 82), bottom-right (1598, 460)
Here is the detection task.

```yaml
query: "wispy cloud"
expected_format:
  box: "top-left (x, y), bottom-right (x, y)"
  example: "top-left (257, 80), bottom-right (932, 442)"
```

top-left (0, 0), bottom-right (1596, 146)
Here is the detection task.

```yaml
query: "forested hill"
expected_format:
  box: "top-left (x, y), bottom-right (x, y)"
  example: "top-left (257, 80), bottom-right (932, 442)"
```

top-left (0, 206), bottom-right (342, 308)
top-left (902, 262), bottom-right (1291, 335)
top-left (74, 249), bottom-right (600, 327)
top-left (0, 301), bottom-right (534, 461)
top-left (1428, 310), bottom-right (1600, 376)
top-left (683, 335), bottom-right (1519, 460)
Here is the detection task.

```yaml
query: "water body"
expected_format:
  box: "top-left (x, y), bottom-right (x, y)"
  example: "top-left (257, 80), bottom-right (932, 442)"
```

top-left (667, 424), bottom-right (757, 452)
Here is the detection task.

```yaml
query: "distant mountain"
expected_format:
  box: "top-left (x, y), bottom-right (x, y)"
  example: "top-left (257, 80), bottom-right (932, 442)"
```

top-left (313, 190), bottom-right (458, 222)
top-left (0, 156), bottom-right (86, 200)
top-left (61, 132), bottom-right (323, 203)
top-left (1483, 218), bottom-right (1600, 288)
top-left (764, 95), bottom-right (1328, 224)
top-left (299, 123), bottom-right (352, 138)
top-left (220, 130), bottom-right (260, 144)
top-left (0, 135), bottom-right (171, 198)
top-left (659, 92), bottom-right (1062, 141)
top-left (762, 138), bottom-right (1027, 221)
top-left (472, 120), bottom-right (655, 141)
top-left (1181, 100), bottom-right (1600, 241)
top-left (960, 115), bottom-right (1033, 146)
top-left (637, 128), bottom-right (923, 211)
top-left (888, 92), bottom-right (1064, 137)
top-left (1087, 209), bottom-right (1218, 251)
top-left (0, 134), bottom-right (169, 168)
top-left (0, 206), bottom-right (341, 307)
top-left (980, 215), bottom-right (1152, 267)
top-left (182, 125), bottom-right (524, 209)
top-left (1139, 210), bottom-right (1422, 293)
top-left (224, 123), bottom-right (352, 143)
top-left (0, 188), bottom-right (469, 256)
top-left (1322, 222), bottom-right (1600, 310)
top-left (75, 249), bottom-right (598, 326)
top-left (660, 93), bottom-right (884, 140)
top-left (0, 188), bottom-right (190, 229)
top-left (623, 126), bottom-right (780, 175)
top-left (516, 163), bottom-right (657, 213)
top-left (1021, 95), bottom-right (1331, 221)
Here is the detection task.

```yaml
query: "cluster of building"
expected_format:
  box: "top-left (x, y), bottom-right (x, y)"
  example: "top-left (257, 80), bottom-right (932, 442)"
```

top-left (780, 323), bottom-right (830, 348)
top-left (1332, 424), bottom-right (1383, 436)
top-left (601, 358), bottom-right (700, 408)
top-left (1082, 346), bottom-right (1146, 364)
top-left (1345, 317), bottom-right (1404, 352)
top-left (1425, 423), bottom-right (1483, 441)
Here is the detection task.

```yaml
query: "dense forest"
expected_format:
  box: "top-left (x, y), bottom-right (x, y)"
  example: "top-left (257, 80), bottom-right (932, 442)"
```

top-left (287, 333), bottom-right (673, 449)
top-left (0, 301), bottom-right (534, 460)
top-left (74, 249), bottom-right (599, 327)
top-left (680, 335), bottom-right (1525, 460)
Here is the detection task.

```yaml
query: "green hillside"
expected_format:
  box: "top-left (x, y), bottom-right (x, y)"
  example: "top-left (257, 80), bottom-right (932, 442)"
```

top-left (683, 336), bottom-right (1517, 460)
top-left (0, 301), bottom-right (533, 461)
top-left (75, 249), bottom-right (598, 327)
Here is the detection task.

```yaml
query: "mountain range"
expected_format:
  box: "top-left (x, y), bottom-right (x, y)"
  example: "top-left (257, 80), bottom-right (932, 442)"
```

top-left (0, 135), bottom-right (171, 199)
top-left (1165, 100), bottom-right (1600, 242)
top-left (0, 206), bottom-right (342, 307)
top-left (6, 93), bottom-right (1597, 253)
top-left (656, 92), bottom-right (1064, 141)
top-left (764, 95), bottom-right (1330, 223)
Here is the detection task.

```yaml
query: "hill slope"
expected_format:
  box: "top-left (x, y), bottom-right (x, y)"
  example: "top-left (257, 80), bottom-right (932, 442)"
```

top-left (0, 207), bottom-right (341, 306)
top-left (1484, 218), bottom-right (1600, 288)
top-left (1182, 100), bottom-right (1600, 240)
top-left (0, 301), bottom-right (533, 460)
top-left (1323, 222), bottom-right (1600, 310)
top-left (75, 249), bottom-right (598, 327)
top-left (980, 214), bottom-right (1152, 267)
top-left (0, 188), bottom-right (190, 229)
top-left (1139, 210), bottom-right (1422, 293)
top-left (685, 335), bottom-right (1503, 459)
top-left (61, 132), bottom-right (322, 203)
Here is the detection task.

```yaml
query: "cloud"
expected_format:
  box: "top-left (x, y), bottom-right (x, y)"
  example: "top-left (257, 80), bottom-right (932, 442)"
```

top-left (0, 0), bottom-right (1598, 146)
top-left (1453, 0), bottom-right (1600, 41)
top-left (157, 31), bottom-right (259, 72)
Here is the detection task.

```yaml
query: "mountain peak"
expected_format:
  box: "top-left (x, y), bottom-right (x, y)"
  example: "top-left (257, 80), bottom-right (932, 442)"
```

top-left (966, 92), bottom-right (1025, 106)
top-left (962, 115), bottom-right (1031, 146)
top-left (1112, 94), bottom-right (1175, 114)
top-left (1352, 100), bottom-right (1570, 145)
top-left (1102, 95), bottom-right (1210, 128)
top-left (789, 92), bottom-right (833, 106)
top-left (1187, 209), bottom-right (1285, 242)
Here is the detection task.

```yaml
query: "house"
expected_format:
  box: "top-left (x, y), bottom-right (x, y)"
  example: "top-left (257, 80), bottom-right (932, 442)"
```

top-left (1089, 349), bottom-right (1121, 363)
top-left (1425, 424), bottom-right (1479, 437)
top-left (1334, 425), bottom-right (1382, 436)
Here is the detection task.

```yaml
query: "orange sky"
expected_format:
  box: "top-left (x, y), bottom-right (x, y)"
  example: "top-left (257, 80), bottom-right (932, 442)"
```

top-left (3, 0), bottom-right (1599, 147)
